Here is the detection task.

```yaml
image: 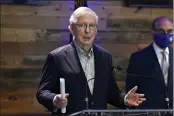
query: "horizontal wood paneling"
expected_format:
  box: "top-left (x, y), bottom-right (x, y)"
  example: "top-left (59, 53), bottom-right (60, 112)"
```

top-left (1, 42), bottom-right (140, 56)
top-left (1, 28), bottom-right (37, 42)
top-left (0, 1), bottom-right (173, 114)
top-left (1, 3), bottom-right (172, 29)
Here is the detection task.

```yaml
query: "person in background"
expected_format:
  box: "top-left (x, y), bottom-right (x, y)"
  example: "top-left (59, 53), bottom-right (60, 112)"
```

top-left (125, 16), bottom-right (173, 109)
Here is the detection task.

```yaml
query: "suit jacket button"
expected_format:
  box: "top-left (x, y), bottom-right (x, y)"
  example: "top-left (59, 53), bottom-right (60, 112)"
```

top-left (91, 102), bottom-right (94, 105)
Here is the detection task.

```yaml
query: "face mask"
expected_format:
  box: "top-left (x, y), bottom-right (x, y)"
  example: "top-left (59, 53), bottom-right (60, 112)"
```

top-left (153, 33), bottom-right (173, 48)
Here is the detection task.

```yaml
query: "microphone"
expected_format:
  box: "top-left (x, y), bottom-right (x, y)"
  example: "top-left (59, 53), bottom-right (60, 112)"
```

top-left (114, 66), bottom-right (153, 78)
top-left (85, 77), bottom-right (95, 110)
top-left (115, 66), bottom-right (171, 109)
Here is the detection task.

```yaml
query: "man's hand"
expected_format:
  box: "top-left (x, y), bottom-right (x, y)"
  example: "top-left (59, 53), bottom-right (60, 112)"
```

top-left (125, 86), bottom-right (146, 107)
top-left (54, 93), bottom-right (69, 108)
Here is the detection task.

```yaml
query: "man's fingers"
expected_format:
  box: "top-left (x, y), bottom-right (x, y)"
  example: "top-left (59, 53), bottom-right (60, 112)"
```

top-left (129, 86), bottom-right (138, 93)
top-left (57, 93), bottom-right (69, 100)
top-left (132, 102), bottom-right (139, 106)
top-left (65, 93), bottom-right (69, 98)
top-left (139, 98), bottom-right (146, 101)
top-left (56, 94), bottom-right (61, 100)
top-left (56, 97), bottom-right (68, 108)
top-left (58, 102), bottom-right (67, 108)
top-left (136, 94), bottom-right (145, 97)
top-left (126, 99), bottom-right (141, 107)
top-left (137, 101), bottom-right (143, 105)
top-left (59, 100), bottom-right (67, 105)
top-left (136, 94), bottom-right (146, 102)
top-left (135, 98), bottom-right (146, 106)
top-left (54, 94), bottom-right (69, 108)
top-left (60, 93), bottom-right (69, 99)
top-left (55, 93), bottom-right (68, 102)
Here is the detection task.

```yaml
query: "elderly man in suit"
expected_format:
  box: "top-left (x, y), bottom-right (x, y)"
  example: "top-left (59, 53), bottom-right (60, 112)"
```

top-left (36, 7), bottom-right (145, 115)
top-left (125, 16), bottom-right (173, 109)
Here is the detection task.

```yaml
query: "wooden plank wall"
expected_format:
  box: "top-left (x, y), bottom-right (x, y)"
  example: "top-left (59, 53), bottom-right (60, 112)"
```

top-left (0, 1), bottom-right (173, 114)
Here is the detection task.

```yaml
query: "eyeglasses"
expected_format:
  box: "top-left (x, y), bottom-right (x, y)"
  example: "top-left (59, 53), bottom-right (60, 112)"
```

top-left (153, 29), bottom-right (173, 34)
top-left (75, 23), bottom-right (97, 31)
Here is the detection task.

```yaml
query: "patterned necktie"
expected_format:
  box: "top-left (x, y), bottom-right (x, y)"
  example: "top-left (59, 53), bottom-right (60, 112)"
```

top-left (161, 51), bottom-right (168, 85)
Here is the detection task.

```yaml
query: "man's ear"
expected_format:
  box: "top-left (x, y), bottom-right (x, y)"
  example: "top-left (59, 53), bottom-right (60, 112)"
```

top-left (68, 24), bottom-right (74, 35)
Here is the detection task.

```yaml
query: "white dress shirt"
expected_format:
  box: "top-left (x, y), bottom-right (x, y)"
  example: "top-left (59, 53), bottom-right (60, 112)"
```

top-left (153, 43), bottom-right (169, 85)
top-left (74, 40), bottom-right (95, 94)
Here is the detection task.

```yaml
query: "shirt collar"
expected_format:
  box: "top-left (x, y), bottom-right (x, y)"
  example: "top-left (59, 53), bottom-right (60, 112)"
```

top-left (73, 39), bottom-right (93, 57)
top-left (153, 42), bottom-right (169, 54)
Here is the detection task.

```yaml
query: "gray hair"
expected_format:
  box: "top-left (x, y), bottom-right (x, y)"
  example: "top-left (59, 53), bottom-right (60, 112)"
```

top-left (69, 7), bottom-right (98, 24)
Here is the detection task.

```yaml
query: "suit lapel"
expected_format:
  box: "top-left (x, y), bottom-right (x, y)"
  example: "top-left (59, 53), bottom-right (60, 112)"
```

top-left (64, 42), bottom-right (83, 74)
top-left (167, 47), bottom-right (173, 88)
top-left (150, 44), bottom-right (165, 82)
top-left (92, 45), bottom-right (103, 97)
top-left (64, 42), bottom-right (91, 96)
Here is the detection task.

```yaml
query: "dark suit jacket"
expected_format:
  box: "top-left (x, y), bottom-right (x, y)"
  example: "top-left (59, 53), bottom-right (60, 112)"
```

top-left (36, 42), bottom-right (125, 115)
top-left (125, 43), bottom-right (173, 109)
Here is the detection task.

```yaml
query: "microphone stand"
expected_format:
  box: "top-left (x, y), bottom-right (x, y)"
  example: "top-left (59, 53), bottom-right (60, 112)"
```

top-left (116, 66), bottom-right (154, 78)
top-left (85, 78), bottom-right (95, 110)
top-left (85, 82), bottom-right (89, 110)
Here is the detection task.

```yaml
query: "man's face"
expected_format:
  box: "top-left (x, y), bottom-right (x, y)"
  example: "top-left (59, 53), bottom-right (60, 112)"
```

top-left (70, 13), bottom-right (97, 47)
top-left (153, 19), bottom-right (173, 35)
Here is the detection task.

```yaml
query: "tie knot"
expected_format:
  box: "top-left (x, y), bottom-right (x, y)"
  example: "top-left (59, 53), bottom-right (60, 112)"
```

top-left (161, 51), bottom-right (167, 61)
top-left (161, 51), bottom-right (166, 56)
